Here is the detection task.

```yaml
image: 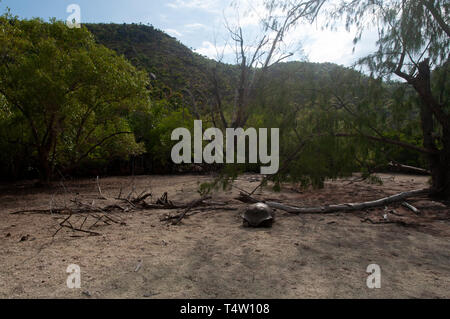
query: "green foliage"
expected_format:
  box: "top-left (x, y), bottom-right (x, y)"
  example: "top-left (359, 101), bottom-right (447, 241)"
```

top-left (200, 60), bottom-right (432, 192)
top-left (336, 0), bottom-right (449, 78)
top-left (131, 99), bottom-right (194, 171)
top-left (0, 14), bottom-right (150, 180)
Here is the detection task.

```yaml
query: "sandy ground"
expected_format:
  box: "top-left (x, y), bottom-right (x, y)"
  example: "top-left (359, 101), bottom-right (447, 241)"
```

top-left (0, 173), bottom-right (449, 299)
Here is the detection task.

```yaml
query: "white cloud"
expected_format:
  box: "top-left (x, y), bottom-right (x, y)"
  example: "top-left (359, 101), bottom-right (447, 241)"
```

top-left (284, 17), bottom-right (379, 66)
top-left (222, 0), bottom-right (265, 27)
top-left (165, 28), bottom-right (183, 38)
top-left (185, 23), bottom-right (208, 29)
top-left (160, 14), bottom-right (169, 22)
top-left (167, 0), bottom-right (222, 12)
top-left (194, 40), bottom-right (234, 59)
top-left (164, 0), bottom-right (380, 67)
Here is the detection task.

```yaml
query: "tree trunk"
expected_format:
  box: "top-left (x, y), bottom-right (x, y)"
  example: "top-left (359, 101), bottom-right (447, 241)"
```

top-left (37, 148), bottom-right (52, 184)
top-left (429, 127), bottom-right (450, 198)
top-left (413, 59), bottom-right (450, 199)
top-left (37, 128), bottom-right (57, 184)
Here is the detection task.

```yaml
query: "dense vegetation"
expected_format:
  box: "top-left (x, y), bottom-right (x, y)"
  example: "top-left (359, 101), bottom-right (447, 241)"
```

top-left (0, 16), bottom-right (150, 181)
top-left (85, 23), bottom-right (429, 184)
top-left (0, 1), bottom-right (447, 198)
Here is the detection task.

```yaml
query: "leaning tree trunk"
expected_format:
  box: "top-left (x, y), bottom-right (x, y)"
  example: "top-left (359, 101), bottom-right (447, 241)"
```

top-left (413, 59), bottom-right (450, 199)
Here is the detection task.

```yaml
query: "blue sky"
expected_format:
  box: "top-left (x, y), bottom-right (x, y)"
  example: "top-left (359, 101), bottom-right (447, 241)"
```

top-left (0, 0), bottom-right (378, 66)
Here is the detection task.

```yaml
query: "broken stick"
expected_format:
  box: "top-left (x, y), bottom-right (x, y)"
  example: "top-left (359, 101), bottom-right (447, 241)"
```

top-left (171, 196), bottom-right (212, 225)
top-left (402, 202), bottom-right (421, 215)
top-left (96, 176), bottom-right (109, 200)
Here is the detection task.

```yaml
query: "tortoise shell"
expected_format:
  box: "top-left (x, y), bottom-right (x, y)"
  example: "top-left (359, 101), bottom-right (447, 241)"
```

top-left (242, 203), bottom-right (274, 227)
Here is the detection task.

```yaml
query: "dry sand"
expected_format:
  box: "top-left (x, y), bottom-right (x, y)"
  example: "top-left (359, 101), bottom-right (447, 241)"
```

top-left (0, 173), bottom-right (449, 298)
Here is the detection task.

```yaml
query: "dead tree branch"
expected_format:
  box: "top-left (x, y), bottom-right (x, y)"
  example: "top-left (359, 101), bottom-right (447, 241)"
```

top-left (168, 196), bottom-right (212, 225)
top-left (52, 212), bottom-right (102, 237)
top-left (237, 189), bottom-right (430, 214)
top-left (361, 217), bottom-right (420, 227)
top-left (388, 162), bottom-right (431, 175)
top-left (402, 202), bottom-right (421, 215)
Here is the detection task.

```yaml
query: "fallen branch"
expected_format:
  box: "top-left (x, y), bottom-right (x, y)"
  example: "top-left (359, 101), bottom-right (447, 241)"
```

top-left (361, 217), bottom-right (419, 227)
top-left (52, 213), bottom-right (102, 237)
top-left (402, 202), bottom-right (421, 215)
top-left (64, 226), bottom-right (101, 236)
top-left (237, 189), bottom-right (430, 214)
top-left (388, 209), bottom-right (404, 217)
top-left (142, 193), bottom-right (206, 210)
top-left (90, 214), bottom-right (113, 229)
top-left (388, 162), bottom-right (431, 175)
top-left (160, 210), bottom-right (203, 222)
top-left (160, 205), bottom-right (237, 222)
top-left (132, 191), bottom-right (153, 204)
top-left (156, 192), bottom-right (174, 207)
top-left (12, 208), bottom-right (83, 215)
top-left (12, 185), bottom-right (226, 235)
top-left (171, 196), bottom-right (212, 225)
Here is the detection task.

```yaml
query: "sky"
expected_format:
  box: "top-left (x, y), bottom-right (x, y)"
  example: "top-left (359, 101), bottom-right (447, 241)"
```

top-left (0, 0), bottom-right (379, 66)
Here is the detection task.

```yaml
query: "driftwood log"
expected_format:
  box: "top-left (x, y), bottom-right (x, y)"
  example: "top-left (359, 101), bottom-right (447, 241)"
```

top-left (237, 188), bottom-right (430, 214)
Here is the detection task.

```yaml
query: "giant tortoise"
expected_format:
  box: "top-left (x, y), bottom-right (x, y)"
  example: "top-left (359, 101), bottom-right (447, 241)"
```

top-left (242, 203), bottom-right (274, 227)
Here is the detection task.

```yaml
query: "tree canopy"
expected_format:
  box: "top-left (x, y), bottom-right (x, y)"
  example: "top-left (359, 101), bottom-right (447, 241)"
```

top-left (0, 13), bottom-right (151, 181)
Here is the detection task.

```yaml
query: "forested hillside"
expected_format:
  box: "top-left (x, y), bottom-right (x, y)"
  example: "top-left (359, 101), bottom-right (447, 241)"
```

top-left (86, 24), bottom-right (218, 94)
